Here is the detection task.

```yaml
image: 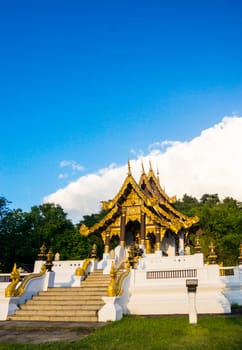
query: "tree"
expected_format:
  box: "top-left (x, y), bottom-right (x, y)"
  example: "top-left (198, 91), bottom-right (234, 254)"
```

top-left (77, 210), bottom-right (107, 259)
top-left (0, 201), bottom-right (91, 271)
top-left (175, 194), bottom-right (242, 265)
top-left (24, 203), bottom-right (89, 261)
top-left (77, 209), bottom-right (108, 228)
top-left (0, 196), bottom-right (11, 219)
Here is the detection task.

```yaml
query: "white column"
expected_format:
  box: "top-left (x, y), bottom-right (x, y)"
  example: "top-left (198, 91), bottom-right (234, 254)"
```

top-left (187, 292), bottom-right (197, 324)
top-left (179, 232), bottom-right (184, 256)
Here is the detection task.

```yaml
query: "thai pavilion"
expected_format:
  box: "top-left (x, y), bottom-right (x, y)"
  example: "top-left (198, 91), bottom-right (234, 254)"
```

top-left (80, 161), bottom-right (199, 258)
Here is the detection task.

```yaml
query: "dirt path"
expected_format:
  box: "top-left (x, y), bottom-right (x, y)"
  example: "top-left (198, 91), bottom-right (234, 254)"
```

top-left (0, 321), bottom-right (105, 344)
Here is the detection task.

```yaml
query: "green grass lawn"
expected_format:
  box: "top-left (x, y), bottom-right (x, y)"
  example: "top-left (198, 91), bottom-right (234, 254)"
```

top-left (0, 315), bottom-right (242, 350)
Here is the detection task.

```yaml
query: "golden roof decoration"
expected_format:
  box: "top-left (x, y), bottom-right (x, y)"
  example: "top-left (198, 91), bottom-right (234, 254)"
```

top-left (80, 161), bottom-right (199, 237)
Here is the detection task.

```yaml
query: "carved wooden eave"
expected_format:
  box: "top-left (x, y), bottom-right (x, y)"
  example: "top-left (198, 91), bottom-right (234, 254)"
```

top-left (157, 200), bottom-right (199, 228)
top-left (141, 205), bottom-right (179, 232)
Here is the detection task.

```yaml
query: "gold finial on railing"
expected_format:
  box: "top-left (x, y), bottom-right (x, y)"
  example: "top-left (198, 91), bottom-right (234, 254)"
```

top-left (195, 236), bottom-right (202, 253)
top-left (239, 243), bottom-right (242, 265)
top-left (37, 242), bottom-right (47, 260)
top-left (90, 243), bottom-right (97, 259)
top-left (107, 261), bottom-right (117, 297)
top-left (195, 229), bottom-right (202, 253)
top-left (208, 241), bottom-right (217, 264)
top-left (45, 248), bottom-right (54, 272)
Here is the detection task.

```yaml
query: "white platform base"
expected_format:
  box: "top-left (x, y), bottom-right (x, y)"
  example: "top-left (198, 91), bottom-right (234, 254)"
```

top-left (98, 297), bottom-right (123, 322)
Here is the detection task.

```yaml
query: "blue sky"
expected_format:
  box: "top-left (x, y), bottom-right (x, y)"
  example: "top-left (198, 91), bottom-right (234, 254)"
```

top-left (1, 0), bottom-right (242, 215)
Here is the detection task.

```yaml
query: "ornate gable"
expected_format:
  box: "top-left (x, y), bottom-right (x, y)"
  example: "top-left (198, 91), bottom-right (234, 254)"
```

top-left (80, 161), bottom-right (199, 242)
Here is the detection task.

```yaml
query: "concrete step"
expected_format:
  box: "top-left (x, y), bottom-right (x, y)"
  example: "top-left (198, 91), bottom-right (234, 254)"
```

top-left (48, 285), bottom-right (108, 291)
top-left (32, 295), bottom-right (105, 301)
top-left (26, 299), bottom-right (104, 306)
top-left (82, 279), bottom-right (110, 283)
top-left (8, 315), bottom-right (98, 322)
top-left (8, 269), bottom-right (110, 323)
top-left (82, 279), bottom-right (110, 285)
top-left (81, 280), bottom-right (110, 284)
top-left (39, 289), bottom-right (107, 296)
top-left (21, 303), bottom-right (103, 311)
top-left (14, 309), bottom-right (97, 317)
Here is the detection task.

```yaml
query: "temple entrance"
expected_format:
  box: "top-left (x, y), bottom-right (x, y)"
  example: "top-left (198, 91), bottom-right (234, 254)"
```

top-left (146, 232), bottom-right (156, 253)
top-left (125, 220), bottom-right (140, 247)
top-left (110, 234), bottom-right (120, 250)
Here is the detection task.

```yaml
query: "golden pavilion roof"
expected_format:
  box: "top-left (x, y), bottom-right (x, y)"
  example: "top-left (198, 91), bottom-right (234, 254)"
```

top-left (80, 161), bottom-right (199, 237)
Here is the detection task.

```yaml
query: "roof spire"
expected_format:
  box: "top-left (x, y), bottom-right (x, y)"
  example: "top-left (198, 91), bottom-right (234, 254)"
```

top-left (128, 160), bottom-right (131, 175)
top-left (149, 160), bottom-right (153, 172)
top-left (141, 160), bottom-right (145, 174)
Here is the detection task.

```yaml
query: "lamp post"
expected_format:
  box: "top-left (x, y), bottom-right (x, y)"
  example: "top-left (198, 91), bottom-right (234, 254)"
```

top-left (186, 279), bottom-right (198, 324)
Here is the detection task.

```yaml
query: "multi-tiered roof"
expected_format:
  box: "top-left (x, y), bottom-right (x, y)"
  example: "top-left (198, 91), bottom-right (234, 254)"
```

top-left (80, 161), bottom-right (199, 242)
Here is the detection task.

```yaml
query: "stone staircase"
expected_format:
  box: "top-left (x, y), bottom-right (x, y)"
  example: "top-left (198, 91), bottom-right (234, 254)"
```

top-left (8, 270), bottom-right (110, 322)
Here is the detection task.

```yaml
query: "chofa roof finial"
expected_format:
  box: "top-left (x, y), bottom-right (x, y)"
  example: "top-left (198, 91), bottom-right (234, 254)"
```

top-left (141, 160), bottom-right (145, 174)
top-left (149, 160), bottom-right (153, 171)
top-left (128, 160), bottom-right (131, 175)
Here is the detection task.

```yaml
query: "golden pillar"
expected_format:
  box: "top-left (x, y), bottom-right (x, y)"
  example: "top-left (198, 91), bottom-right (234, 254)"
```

top-left (160, 227), bottom-right (166, 250)
top-left (155, 226), bottom-right (161, 251)
top-left (140, 212), bottom-right (146, 245)
top-left (145, 236), bottom-right (151, 254)
top-left (104, 229), bottom-right (111, 254)
top-left (120, 207), bottom-right (126, 247)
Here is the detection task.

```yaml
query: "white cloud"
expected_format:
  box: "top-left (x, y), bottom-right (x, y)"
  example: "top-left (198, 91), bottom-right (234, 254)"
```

top-left (44, 116), bottom-right (242, 222)
top-left (58, 173), bottom-right (68, 180)
top-left (60, 160), bottom-right (84, 172)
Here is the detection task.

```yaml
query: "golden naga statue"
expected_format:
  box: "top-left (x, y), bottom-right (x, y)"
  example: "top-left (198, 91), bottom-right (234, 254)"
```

top-left (75, 258), bottom-right (91, 277)
top-left (107, 260), bottom-right (131, 297)
top-left (5, 263), bottom-right (20, 297)
top-left (5, 264), bottom-right (47, 298)
top-left (107, 261), bottom-right (117, 297)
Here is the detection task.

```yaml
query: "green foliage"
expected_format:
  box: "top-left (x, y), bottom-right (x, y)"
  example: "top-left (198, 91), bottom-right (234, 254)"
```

top-left (175, 194), bottom-right (242, 265)
top-left (77, 209), bottom-right (108, 228)
top-left (0, 199), bottom-right (92, 272)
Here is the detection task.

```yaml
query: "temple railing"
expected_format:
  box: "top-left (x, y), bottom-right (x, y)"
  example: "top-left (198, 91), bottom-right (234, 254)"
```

top-left (108, 260), bottom-right (131, 296)
top-left (0, 274), bottom-right (28, 283)
top-left (219, 267), bottom-right (235, 276)
top-left (5, 264), bottom-right (46, 297)
top-left (146, 269), bottom-right (197, 279)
